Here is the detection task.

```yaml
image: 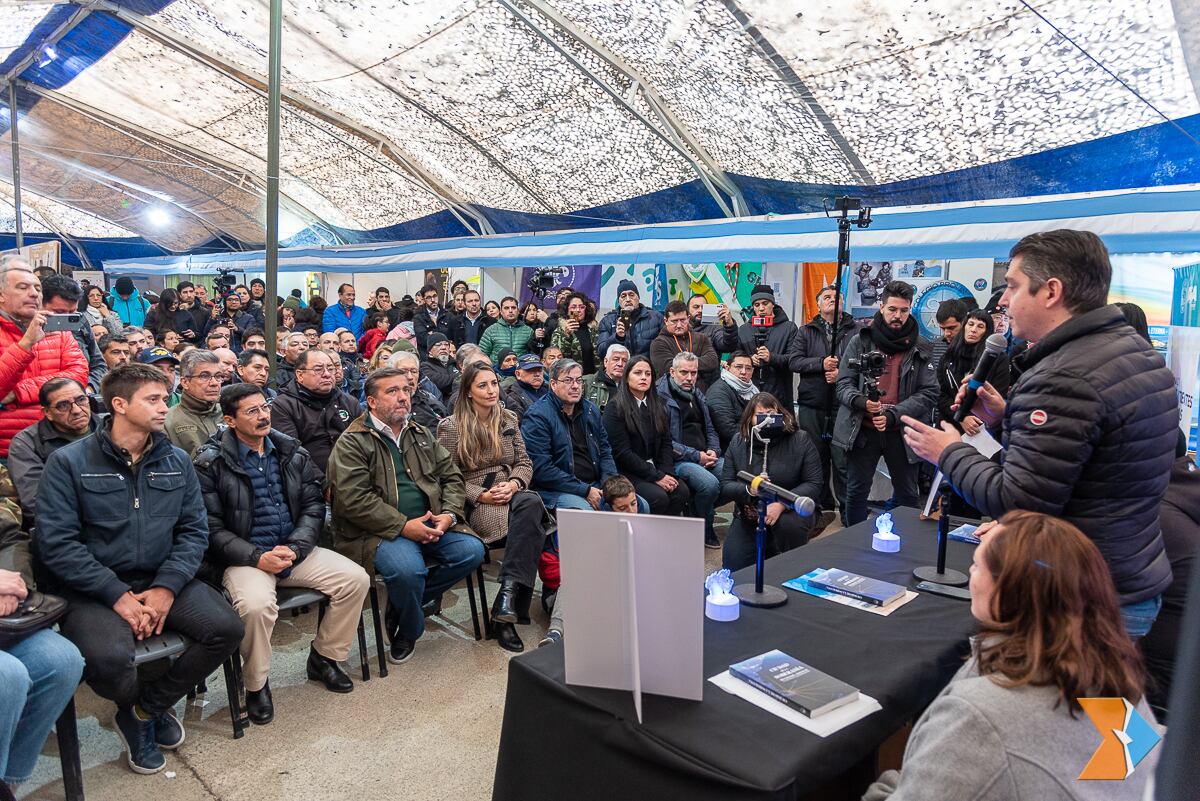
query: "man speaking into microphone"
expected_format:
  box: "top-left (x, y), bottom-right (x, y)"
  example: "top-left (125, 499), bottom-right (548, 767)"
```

top-left (901, 230), bottom-right (1177, 637)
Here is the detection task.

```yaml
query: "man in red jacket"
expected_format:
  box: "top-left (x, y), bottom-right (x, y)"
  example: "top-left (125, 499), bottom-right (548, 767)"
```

top-left (0, 256), bottom-right (89, 458)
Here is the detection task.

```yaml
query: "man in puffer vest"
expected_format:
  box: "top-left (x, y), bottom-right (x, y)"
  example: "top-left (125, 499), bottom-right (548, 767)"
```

top-left (0, 256), bottom-right (89, 459)
top-left (194, 383), bottom-right (369, 726)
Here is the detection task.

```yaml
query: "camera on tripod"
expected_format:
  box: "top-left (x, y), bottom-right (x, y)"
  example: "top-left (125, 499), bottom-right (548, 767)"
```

top-left (213, 267), bottom-right (238, 302)
top-left (848, 349), bottom-right (886, 401)
top-left (526, 266), bottom-right (566, 300)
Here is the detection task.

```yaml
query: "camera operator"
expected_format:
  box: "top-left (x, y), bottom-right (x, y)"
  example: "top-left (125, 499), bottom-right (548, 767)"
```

top-left (902, 230), bottom-right (1178, 637)
top-left (711, 285), bottom-right (799, 410)
top-left (834, 281), bottom-right (937, 526)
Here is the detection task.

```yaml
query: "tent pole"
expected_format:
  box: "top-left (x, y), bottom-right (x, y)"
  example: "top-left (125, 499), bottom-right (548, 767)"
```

top-left (264, 0), bottom-right (282, 379)
top-left (8, 82), bottom-right (24, 250)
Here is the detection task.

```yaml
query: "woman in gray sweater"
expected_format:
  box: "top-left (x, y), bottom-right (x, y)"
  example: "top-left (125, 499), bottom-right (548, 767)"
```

top-left (864, 510), bottom-right (1161, 801)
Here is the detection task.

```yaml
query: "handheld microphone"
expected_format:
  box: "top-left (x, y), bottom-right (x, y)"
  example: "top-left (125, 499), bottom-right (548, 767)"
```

top-left (737, 471), bottom-right (816, 517)
top-left (954, 333), bottom-right (1008, 425)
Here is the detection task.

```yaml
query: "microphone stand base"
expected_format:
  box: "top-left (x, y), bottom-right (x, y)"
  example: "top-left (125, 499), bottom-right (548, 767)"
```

top-left (912, 566), bottom-right (968, 587)
top-left (733, 584), bottom-right (788, 608)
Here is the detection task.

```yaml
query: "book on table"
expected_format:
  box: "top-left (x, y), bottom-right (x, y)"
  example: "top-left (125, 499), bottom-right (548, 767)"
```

top-left (728, 649), bottom-right (859, 718)
top-left (804, 568), bottom-right (906, 607)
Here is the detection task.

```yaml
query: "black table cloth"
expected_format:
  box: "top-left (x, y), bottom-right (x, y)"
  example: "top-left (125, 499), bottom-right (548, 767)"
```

top-left (492, 508), bottom-right (979, 801)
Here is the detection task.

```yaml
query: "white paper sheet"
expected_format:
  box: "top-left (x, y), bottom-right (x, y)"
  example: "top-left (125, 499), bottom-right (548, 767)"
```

top-left (961, 428), bottom-right (1002, 458)
top-left (709, 671), bottom-right (882, 737)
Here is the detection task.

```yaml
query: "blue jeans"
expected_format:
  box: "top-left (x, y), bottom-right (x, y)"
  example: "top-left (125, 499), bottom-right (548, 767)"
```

top-left (549, 492), bottom-right (650, 514)
top-left (675, 458), bottom-right (724, 539)
top-left (374, 532), bottom-right (486, 641)
top-left (0, 629), bottom-right (85, 784)
top-left (1120, 595), bottom-right (1162, 638)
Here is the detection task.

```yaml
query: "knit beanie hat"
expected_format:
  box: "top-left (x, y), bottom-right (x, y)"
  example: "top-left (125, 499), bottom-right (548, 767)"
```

top-left (616, 279), bottom-right (639, 298)
top-left (750, 284), bottom-right (775, 304)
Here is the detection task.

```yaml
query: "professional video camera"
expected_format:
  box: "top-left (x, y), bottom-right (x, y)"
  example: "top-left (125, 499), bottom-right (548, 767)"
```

top-left (526, 266), bottom-right (566, 300)
top-left (213, 267), bottom-right (238, 302)
top-left (847, 349), bottom-right (886, 402)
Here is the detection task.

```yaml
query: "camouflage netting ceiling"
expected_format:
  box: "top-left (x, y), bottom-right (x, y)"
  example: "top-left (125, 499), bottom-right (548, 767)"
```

top-left (1, 0), bottom-right (1199, 253)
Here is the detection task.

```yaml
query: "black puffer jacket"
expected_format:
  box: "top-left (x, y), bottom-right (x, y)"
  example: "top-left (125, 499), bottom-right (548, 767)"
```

top-left (194, 428), bottom-right (325, 569)
top-left (790, 313), bottom-right (858, 410)
top-left (270, 383), bottom-right (362, 476)
top-left (940, 306), bottom-right (1177, 603)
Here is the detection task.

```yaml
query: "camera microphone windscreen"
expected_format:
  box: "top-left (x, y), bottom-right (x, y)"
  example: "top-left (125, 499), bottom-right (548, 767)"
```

top-left (954, 333), bottom-right (1008, 425)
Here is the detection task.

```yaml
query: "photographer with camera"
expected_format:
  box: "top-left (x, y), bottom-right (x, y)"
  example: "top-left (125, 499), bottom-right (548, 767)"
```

top-left (711, 284), bottom-right (800, 410)
top-left (834, 281), bottom-right (937, 526)
top-left (597, 280), bottom-right (663, 359)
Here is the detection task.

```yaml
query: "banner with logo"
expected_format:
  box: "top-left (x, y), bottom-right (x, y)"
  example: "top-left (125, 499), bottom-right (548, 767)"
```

top-left (1172, 261), bottom-right (1200, 327)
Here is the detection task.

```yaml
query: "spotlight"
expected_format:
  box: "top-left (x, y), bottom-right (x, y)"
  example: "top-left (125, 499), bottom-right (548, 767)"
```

top-left (146, 207), bottom-right (171, 227)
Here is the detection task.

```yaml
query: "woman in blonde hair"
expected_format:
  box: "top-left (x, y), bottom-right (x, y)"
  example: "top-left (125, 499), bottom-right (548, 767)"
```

top-left (367, 341), bottom-right (395, 373)
top-left (864, 510), bottom-right (1160, 801)
top-left (436, 362), bottom-right (548, 653)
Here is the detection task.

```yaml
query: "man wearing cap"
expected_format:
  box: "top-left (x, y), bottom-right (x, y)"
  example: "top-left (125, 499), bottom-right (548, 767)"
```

top-left (597, 279), bottom-right (663, 359)
top-left (420, 333), bottom-right (457, 402)
top-left (106, 277), bottom-right (151, 328)
top-left (712, 283), bottom-right (801, 410)
top-left (502, 353), bottom-right (550, 421)
top-left (9, 376), bottom-right (100, 528)
top-left (137, 346), bottom-right (182, 407)
top-left (164, 349), bottom-right (225, 457)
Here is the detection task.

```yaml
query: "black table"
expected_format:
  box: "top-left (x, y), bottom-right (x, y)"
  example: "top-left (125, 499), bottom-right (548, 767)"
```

top-left (492, 508), bottom-right (978, 801)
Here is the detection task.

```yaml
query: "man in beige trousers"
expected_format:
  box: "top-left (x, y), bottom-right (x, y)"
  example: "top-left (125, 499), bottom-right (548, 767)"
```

top-left (194, 383), bottom-right (369, 725)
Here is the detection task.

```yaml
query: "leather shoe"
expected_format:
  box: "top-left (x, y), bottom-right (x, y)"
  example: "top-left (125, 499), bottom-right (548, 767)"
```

top-left (491, 577), bottom-right (520, 623)
top-left (306, 646), bottom-right (353, 693)
top-left (388, 637), bottom-right (416, 664)
top-left (245, 681), bottom-right (274, 726)
top-left (494, 621), bottom-right (524, 653)
top-left (515, 584), bottom-right (533, 625)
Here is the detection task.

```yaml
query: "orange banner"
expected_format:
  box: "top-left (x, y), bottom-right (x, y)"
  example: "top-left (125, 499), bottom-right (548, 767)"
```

top-left (800, 262), bottom-right (843, 322)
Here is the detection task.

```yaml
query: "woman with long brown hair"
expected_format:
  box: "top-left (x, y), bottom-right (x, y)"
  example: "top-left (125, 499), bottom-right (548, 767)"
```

top-left (718, 392), bottom-right (822, 571)
top-left (865, 511), bottom-right (1160, 800)
top-left (436, 362), bottom-right (549, 654)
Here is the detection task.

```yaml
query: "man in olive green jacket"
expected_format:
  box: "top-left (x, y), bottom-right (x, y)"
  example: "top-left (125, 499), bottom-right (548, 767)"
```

top-left (326, 367), bottom-right (485, 664)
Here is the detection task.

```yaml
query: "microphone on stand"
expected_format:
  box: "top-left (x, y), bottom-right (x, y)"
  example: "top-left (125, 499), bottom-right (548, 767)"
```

top-left (954, 333), bottom-right (1008, 425)
top-left (737, 471), bottom-right (816, 517)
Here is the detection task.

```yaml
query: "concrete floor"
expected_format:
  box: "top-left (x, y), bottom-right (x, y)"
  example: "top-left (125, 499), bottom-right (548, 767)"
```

top-left (18, 511), bottom-right (842, 801)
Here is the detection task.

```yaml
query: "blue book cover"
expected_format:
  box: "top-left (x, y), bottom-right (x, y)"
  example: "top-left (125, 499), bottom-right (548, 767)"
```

top-left (805, 568), bottom-right (906, 607)
top-left (729, 649), bottom-right (859, 718)
top-left (948, 524), bottom-right (980, 545)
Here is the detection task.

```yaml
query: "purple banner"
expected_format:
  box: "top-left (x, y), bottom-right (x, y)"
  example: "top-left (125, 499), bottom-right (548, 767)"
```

top-left (518, 264), bottom-right (602, 311)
